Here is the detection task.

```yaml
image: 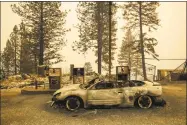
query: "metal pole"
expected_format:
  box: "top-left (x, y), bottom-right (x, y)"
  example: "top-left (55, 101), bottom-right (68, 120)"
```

top-left (154, 66), bottom-right (156, 81)
top-left (73, 76), bottom-right (75, 84)
top-left (83, 75), bottom-right (84, 84)
top-left (70, 64), bottom-right (74, 80)
top-left (35, 78), bottom-right (38, 90)
top-left (109, 1), bottom-right (112, 81)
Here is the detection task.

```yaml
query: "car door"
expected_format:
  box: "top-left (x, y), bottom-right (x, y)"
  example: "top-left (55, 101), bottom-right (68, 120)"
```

top-left (87, 81), bottom-right (123, 105)
top-left (121, 81), bottom-right (147, 106)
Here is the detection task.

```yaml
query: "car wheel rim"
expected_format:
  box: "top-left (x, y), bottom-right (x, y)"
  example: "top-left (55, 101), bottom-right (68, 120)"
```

top-left (66, 98), bottom-right (80, 111)
top-left (138, 95), bottom-right (152, 109)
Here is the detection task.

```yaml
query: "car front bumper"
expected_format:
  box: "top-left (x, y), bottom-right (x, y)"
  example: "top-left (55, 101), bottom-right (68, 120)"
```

top-left (52, 96), bottom-right (58, 101)
top-left (51, 96), bottom-right (65, 104)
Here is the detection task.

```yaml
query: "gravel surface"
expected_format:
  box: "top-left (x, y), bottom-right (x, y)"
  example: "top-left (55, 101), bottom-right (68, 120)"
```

top-left (1, 83), bottom-right (186, 125)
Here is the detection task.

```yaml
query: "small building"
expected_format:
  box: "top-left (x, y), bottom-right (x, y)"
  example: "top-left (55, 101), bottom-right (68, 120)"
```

top-left (157, 69), bottom-right (184, 81)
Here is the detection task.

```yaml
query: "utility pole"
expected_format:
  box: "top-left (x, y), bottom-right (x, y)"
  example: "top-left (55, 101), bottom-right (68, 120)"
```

top-left (39, 2), bottom-right (44, 65)
top-left (109, 1), bottom-right (112, 81)
top-left (139, 2), bottom-right (147, 80)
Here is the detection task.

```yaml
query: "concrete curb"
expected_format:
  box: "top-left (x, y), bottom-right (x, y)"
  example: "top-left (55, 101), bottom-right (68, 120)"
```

top-left (21, 89), bottom-right (57, 95)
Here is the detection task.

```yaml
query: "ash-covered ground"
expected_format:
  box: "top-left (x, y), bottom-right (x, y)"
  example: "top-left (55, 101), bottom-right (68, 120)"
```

top-left (1, 82), bottom-right (186, 125)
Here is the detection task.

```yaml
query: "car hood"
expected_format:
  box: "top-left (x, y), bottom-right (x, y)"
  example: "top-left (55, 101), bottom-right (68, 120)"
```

top-left (53, 84), bottom-right (80, 96)
top-left (152, 82), bottom-right (161, 86)
top-left (144, 81), bottom-right (161, 86)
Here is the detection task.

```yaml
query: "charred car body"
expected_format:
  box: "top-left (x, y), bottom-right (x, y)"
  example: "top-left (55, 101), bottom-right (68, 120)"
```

top-left (51, 77), bottom-right (163, 111)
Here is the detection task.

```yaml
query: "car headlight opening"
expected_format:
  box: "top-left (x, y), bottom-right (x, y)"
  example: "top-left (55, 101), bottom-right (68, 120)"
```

top-left (54, 92), bottom-right (61, 97)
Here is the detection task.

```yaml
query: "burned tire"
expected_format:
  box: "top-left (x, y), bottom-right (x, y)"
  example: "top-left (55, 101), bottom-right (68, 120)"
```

top-left (137, 95), bottom-right (153, 109)
top-left (65, 97), bottom-right (81, 111)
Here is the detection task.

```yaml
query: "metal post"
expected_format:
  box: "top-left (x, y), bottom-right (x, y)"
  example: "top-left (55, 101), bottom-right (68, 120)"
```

top-left (83, 76), bottom-right (84, 84)
top-left (35, 78), bottom-right (38, 90)
top-left (154, 66), bottom-right (156, 81)
top-left (70, 64), bottom-right (74, 80)
top-left (73, 76), bottom-right (75, 84)
top-left (116, 66), bottom-right (118, 81)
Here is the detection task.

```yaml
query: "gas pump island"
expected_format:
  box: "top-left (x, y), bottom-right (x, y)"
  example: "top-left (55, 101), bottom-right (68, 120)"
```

top-left (37, 65), bottom-right (62, 89)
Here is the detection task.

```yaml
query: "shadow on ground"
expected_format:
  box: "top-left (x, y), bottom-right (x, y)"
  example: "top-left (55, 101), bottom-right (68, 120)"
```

top-left (43, 99), bottom-right (167, 117)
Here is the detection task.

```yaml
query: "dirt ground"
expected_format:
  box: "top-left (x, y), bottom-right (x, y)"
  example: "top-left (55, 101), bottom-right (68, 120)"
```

top-left (1, 82), bottom-right (186, 125)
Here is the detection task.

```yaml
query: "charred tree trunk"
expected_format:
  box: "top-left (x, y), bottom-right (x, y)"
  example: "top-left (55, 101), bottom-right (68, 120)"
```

top-left (135, 57), bottom-right (138, 80)
top-left (139, 2), bottom-right (147, 80)
top-left (127, 30), bottom-right (131, 80)
top-left (20, 30), bottom-right (23, 73)
top-left (20, 40), bottom-right (23, 73)
top-left (109, 1), bottom-right (112, 80)
top-left (34, 53), bottom-right (37, 73)
top-left (97, 2), bottom-right (102, 74)
top-left (39, 2), bottom-right (44, 65)
top-left (14, 39), bottom-right (17, 75)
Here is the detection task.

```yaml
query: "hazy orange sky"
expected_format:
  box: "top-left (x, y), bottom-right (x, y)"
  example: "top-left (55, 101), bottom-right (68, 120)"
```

top-left (1, 2), bottom-right (186, 76)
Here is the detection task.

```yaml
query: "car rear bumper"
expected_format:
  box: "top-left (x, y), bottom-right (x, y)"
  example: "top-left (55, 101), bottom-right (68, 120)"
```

top-left (153, 96), bottom-right (166, 106)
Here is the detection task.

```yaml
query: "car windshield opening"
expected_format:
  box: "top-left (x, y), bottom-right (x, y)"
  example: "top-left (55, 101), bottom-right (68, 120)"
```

top-left (79, 77), bottom-right (99, 89)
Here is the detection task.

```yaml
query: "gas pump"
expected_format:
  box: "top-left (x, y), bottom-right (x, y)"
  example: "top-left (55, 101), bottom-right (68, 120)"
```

top-left (48, 68), bottom-right (61, 89)
top-left (116, 66), bottom-right (130, 82)
top-left (73, 68), bottom-right (84, 84)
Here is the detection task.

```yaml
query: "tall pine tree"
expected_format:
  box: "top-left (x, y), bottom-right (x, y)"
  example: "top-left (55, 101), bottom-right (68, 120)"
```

top-left (84, 62), bottom-right (93, 75)
top-left (122, 2), bottom-right (160, 80)
top-left (19, 22), bottom-right (35, 74)
top-left (72, 2), bottom-right (117, 74)
top-left (11, 2), bottom-right (69, 66)
top-left (2, 39), bottom-right (15, 76)
top-left (118, 29), bottom-right (142, 79)
top-left (9, 25), bottom-right (20, 75)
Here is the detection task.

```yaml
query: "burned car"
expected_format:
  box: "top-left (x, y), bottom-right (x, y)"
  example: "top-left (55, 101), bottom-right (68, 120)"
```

top-left (51, 77), bottom-right (163, 111)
